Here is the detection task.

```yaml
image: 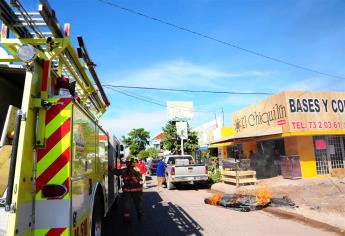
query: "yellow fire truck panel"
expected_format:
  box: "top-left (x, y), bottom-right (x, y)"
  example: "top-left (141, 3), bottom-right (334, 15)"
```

top-left (0, 1), bottom-right (119, 235)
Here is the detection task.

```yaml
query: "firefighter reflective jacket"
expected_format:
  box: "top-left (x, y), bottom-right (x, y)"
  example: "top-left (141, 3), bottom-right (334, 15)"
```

top-left (113, 167), bottom-right (143, 192)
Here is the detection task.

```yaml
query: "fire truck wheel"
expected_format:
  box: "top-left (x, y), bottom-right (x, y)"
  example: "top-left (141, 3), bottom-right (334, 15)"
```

top-left (92, 195), bottom-right (104, 236)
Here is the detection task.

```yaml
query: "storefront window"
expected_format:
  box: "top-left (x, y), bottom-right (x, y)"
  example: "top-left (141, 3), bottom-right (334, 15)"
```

top-left (313, 136), bottom-right (345, 175)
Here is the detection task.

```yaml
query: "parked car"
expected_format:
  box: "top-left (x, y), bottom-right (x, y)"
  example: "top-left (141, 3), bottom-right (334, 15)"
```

top-left (164, 155), bottom-right (208, 190)
top-left (146, 159), bottom-right (160, 175)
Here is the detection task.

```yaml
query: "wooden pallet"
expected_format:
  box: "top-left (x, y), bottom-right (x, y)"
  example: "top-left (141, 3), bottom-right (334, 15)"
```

top-left (221, 170), bottom-right (257, 187)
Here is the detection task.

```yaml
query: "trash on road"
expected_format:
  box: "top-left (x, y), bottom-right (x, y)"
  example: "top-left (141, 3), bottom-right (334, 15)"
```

top-left (205, 185), bottom-right (296, 212)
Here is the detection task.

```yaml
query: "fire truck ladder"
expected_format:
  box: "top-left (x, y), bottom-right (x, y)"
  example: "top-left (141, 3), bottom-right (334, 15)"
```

top-left (0, 0), bottom-right (110, 120)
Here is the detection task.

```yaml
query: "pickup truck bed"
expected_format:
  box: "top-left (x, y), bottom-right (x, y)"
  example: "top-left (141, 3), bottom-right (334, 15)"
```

top-left (164, 155), bottom-right (208, 189)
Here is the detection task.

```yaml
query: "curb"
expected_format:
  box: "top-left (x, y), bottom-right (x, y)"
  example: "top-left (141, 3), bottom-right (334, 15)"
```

top-left (263, 207), bottom-right (345, 236)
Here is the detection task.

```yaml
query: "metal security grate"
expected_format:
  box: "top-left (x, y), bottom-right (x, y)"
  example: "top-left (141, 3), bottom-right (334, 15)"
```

top-left (313, 135), bottom-right (345, 175)
top-left (328, 136), bottom-right (345, 169)
top-left (313, 136), bottom-right (330, 175)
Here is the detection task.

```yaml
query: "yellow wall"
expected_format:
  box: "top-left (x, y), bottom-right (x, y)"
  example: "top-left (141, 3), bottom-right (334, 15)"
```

top-left (297, 136), bottom-right (317, 178)
top-left (221, 127), bottom-right (234, 138)
top-left (284, 136), bottom-right (317, 178)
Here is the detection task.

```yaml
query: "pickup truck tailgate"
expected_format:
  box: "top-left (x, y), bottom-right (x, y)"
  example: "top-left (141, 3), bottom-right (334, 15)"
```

top-left (175, 165), bottom-right (206, 176)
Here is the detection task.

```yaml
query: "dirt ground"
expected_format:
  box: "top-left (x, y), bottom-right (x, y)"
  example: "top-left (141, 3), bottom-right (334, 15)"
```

top-left (212, 176), bottom-right (345, 229)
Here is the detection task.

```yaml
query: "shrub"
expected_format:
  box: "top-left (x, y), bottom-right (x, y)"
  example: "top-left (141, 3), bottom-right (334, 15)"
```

top-left (208, 168), bottom-right (221, 183)
top-left (208, 156), bottom-right (221, 183)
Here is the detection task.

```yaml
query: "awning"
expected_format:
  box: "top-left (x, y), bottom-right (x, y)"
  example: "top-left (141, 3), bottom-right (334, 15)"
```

top-left (209, 126), bottom-right (283, 144)
top-left (208, 141), bottom-right (233, 148)
top-left (199, 145), bottom-right (208, 151)
top-left (210, 136), bottom-right (235, 144)
top-left (232, 126), bottom-right (283, 139)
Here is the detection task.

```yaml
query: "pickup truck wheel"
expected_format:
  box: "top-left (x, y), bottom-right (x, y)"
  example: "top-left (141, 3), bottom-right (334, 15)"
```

top-left (167, 180), bottom-right (174, 190)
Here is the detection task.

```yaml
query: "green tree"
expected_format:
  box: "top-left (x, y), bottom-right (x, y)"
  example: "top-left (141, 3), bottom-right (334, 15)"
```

top-left (146, 147), bottom-right (159, 158)
top-left (161, 121), bottom-right (199, 154)
top-left (122, 128), bottom-right (150, 156)
top-left (137, 150), bottom-right (149, 160)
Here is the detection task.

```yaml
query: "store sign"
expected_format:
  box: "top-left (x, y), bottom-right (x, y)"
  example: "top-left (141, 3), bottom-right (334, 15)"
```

top-left (176, 121), bottom-right (188, 140)
top-left (315, 139), bottom-right (327, 150)
top-left (289, 98), bottom-right (345, 113)
top-left (233, 92), bottom-right (287, 133)
top-left (287, 91), bottom-right (345, 132)
top-left (277, 119), bottom-right (287, 125)
top-left (233, 91), bottom-right (345, 136)
top-left (194, 118), bottom-right (223, 145)
top-left (167, 101), bottom-right (194, 121)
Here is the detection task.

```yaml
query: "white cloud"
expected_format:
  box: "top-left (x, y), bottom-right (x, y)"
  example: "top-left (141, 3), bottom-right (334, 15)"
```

top-left (100, 60), bottom-right (275, 136)
top-left (286, 77), bottom-right (345, 92)
top-left (106, 59), bottom-right (272, 89)
top-left (223, 94), bottom-right (268, 107)
top-left (100, 110), bottom-right (166, 137)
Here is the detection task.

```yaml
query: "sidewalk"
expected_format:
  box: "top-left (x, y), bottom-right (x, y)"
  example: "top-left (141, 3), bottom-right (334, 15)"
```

top-left (211, 176), bottom-right (345, 233)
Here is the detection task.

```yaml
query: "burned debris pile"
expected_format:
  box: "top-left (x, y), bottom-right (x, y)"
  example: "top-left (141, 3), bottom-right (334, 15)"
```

top-left (205, 187), bottom-right (296, 212)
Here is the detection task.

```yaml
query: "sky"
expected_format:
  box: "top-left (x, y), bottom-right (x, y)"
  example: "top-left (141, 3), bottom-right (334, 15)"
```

top-left (19, 0), bottom-right (345, 138)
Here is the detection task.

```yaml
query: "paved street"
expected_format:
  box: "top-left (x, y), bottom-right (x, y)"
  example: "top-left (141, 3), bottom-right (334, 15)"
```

top-left (104, 176), bottom-right (337, 236)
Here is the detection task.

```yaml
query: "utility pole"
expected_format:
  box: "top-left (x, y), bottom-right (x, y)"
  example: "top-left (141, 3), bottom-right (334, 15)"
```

top-left (177, 122), bottom-right (187, 155)
top-left (181, 137), bottom-right (184, 155)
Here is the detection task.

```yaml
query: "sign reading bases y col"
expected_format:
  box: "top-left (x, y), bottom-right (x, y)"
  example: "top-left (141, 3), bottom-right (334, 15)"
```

top-left (233, 91), bottom-right (345, 135)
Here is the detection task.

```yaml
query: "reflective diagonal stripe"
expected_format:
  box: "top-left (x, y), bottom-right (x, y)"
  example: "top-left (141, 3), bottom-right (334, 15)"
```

top-left (46, 228), bottom-right (66, 236)
top-left (35, 229), bottom-right (50, 235)
top-left (45, 98), bottom-right (71, 124)
top-left (38, 118), bottom-right (71, 162)
top-left (45, 103), bottom-right (72, 139)
top-left (37, 133), bottom-right (70, 177)
top-left (36, 148), bottom-right (70, 193)
top-left (34, 227), bottom-right (68, 236)
top-left (36, 98), bottom-right (72, 199)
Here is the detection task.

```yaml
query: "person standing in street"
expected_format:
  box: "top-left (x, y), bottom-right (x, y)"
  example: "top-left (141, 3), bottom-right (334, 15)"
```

top-left (138, 160), bottom-right (147, 188)
top-left (156, 157), bottom-right (166, 192)
top-left (110, 158), bottom-right (144, 222)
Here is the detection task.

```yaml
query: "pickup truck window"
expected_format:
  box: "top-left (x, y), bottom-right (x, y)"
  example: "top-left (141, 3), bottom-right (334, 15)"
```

top-left (167, 156), bottom-right (193, 165)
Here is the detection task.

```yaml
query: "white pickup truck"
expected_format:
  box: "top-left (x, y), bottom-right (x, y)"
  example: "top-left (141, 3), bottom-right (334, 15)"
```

top-left (164, 155), bottom-right (208, 189)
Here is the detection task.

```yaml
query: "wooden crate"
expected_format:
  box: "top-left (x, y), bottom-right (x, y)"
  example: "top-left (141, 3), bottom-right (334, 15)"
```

top-left (221, 170), bottom-right (257, 187)
top-left (331, 168), bottom-right (345, 177)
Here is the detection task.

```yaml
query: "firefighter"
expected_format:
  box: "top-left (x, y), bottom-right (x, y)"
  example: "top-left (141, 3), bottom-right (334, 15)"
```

top-left (110, 158), bottom-right (144, 222)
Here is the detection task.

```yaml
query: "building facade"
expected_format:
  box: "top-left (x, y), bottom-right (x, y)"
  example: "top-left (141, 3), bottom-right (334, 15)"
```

top-left (231, 91), bottom-right (345, 178)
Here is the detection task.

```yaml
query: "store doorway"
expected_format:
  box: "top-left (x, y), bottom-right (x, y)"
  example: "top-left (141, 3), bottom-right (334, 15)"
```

top-left (256, 139), bottom-right (285, 178)
top-left (313, 136), bottom-right (345, 175)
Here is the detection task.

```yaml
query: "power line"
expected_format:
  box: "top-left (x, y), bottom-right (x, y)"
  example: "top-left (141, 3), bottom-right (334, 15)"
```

top-left (106, 86), bottom-right (166, 107)
top-left (104, 86), bottom-right (219, 114)
top-left (97, 0), bottom-right (345, 80)
top-left (119, 87), bottom-right (168, 105)
top-left (103, 84), bottom-right (274, 95)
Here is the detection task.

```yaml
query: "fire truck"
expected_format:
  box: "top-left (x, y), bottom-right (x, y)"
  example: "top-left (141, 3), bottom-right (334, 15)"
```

top-left (0, 0), bottom-right (121, 235)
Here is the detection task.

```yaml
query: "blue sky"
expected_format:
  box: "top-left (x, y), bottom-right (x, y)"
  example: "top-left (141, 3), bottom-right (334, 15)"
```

top-left (22, 0), bottom-right (345, 137)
